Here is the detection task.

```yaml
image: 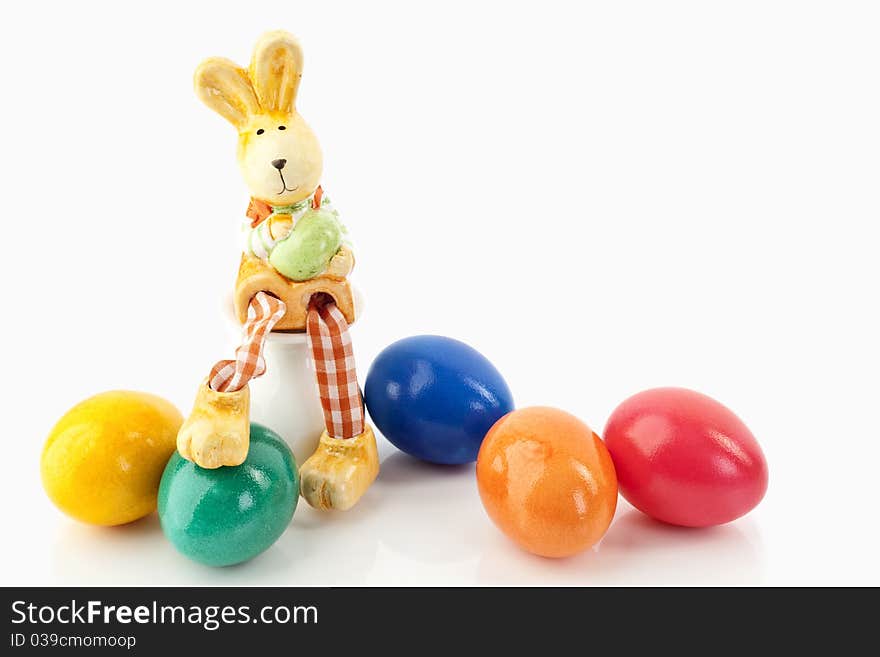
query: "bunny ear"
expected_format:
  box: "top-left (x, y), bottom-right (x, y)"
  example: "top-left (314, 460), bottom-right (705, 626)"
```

top-left (194, 57), bottom-right (260, 128)
top-left (250, 31), bottom-right (304, 114)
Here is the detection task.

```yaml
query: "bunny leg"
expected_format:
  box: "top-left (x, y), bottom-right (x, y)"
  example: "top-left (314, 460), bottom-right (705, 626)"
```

top-left (176, 292), bottom-right (287, 469)
top-left (299, 294), bottom-right (379, 510)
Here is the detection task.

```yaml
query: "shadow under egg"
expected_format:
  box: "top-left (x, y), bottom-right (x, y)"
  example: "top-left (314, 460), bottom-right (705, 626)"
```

top-left (372, 452), bottom-right (485, 564)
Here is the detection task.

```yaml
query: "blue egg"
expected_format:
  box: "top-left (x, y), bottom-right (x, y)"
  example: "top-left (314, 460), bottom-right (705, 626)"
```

top-left (364, 335), bottom-right (514, 464)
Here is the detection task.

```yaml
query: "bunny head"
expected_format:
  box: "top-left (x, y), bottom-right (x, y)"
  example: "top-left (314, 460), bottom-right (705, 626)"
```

top-left (194, 31), bottom-right (322, 205)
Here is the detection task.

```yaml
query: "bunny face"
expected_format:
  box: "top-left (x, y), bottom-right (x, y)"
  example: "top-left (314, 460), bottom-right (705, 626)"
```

top-left (237, 113), bottom-right (322, 205)
top-left (195, 31), bottom-right (322, 205)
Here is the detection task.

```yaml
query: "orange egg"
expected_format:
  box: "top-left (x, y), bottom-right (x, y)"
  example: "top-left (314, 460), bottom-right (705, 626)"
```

top-left (476, 407), bottom-right (618, 558)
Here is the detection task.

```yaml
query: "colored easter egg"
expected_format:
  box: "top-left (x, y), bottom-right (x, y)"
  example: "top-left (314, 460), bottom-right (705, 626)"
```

top-left (604, 387), bottom-right (768, 527)
top-left (364, 335), bottom-right (514, 464)
top-left (476, 407), bottom-right (618, 558)
top-left (41, 391), bottom-right (183, 526)
top-left (269, 208), bottom-right (343, 281)
top-left (158, 423), bottom-right (299, 567)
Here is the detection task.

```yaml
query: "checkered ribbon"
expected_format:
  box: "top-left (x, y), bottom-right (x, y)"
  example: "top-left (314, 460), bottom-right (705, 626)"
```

top-left (208, 290), bottom-right (363, 439)
top-left (307, 295), bottom-right (365, 439)
top-left (209, 291), bottom-right (287, 392)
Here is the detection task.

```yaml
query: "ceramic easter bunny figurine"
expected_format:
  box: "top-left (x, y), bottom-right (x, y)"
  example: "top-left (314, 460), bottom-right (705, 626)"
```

top-left (177, 30), bottom-right (378, 511)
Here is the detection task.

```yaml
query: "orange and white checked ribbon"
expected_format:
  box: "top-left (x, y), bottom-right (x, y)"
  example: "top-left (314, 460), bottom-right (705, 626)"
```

top-left (209, 291), bottom-right (287, 392)
top-left (208, 290), bottom-right (363, 440)
top-left (307, 295), bottom-right (365, 440)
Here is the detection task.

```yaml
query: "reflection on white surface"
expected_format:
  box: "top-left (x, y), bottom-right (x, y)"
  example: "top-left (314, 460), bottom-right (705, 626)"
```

top-left (476, 506), bottom-right (764, 586)
top-left (373, 453), bottom-right (484, 565)
top-left (44, 443), bottom-right (765, 586)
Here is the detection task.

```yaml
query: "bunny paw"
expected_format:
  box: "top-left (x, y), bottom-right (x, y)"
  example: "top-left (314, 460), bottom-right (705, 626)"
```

top-left (177, 379), bottom-right (250, 469)
top-left (300, 425), bottom-right (379, 511)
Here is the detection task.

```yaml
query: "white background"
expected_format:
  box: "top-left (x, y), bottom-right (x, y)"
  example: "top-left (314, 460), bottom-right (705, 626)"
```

top-left (1, 0), bottom-right (878, 586)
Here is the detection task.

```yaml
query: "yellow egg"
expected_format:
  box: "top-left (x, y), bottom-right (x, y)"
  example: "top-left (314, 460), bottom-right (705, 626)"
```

top-left (41, 391), bottom-right (183, 526)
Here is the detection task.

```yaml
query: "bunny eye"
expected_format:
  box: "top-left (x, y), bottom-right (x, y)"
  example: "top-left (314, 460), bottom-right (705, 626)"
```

top-left (256, 128), bottom-right (265, 135)
top-left (278, 125), bottom-right (287, 130)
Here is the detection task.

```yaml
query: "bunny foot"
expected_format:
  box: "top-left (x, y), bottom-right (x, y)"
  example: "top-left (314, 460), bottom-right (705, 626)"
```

top-left (300, 425), bottom-right (379, 511)
top-left (177, 378), bottom-right (250, 469)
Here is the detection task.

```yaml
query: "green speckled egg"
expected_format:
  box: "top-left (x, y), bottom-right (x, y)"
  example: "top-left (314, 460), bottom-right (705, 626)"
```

top-left (158, 423), bottom-right (299, 567)
top-left (269, 208), bottom-right (343, 281)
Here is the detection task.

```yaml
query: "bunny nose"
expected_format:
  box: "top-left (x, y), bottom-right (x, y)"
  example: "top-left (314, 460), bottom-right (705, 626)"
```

top-left (271, 159), bottom-right (287, 170)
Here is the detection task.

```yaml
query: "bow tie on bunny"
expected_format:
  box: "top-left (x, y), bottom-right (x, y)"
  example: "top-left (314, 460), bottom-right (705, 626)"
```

top-left (175, 31), bottom-right (379, 513)
top-left (246, 186), bottom-right (324, 228)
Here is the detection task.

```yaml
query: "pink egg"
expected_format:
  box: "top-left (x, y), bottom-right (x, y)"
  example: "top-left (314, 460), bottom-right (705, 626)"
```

top-left (604, 388), bottom-right (768, 527)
